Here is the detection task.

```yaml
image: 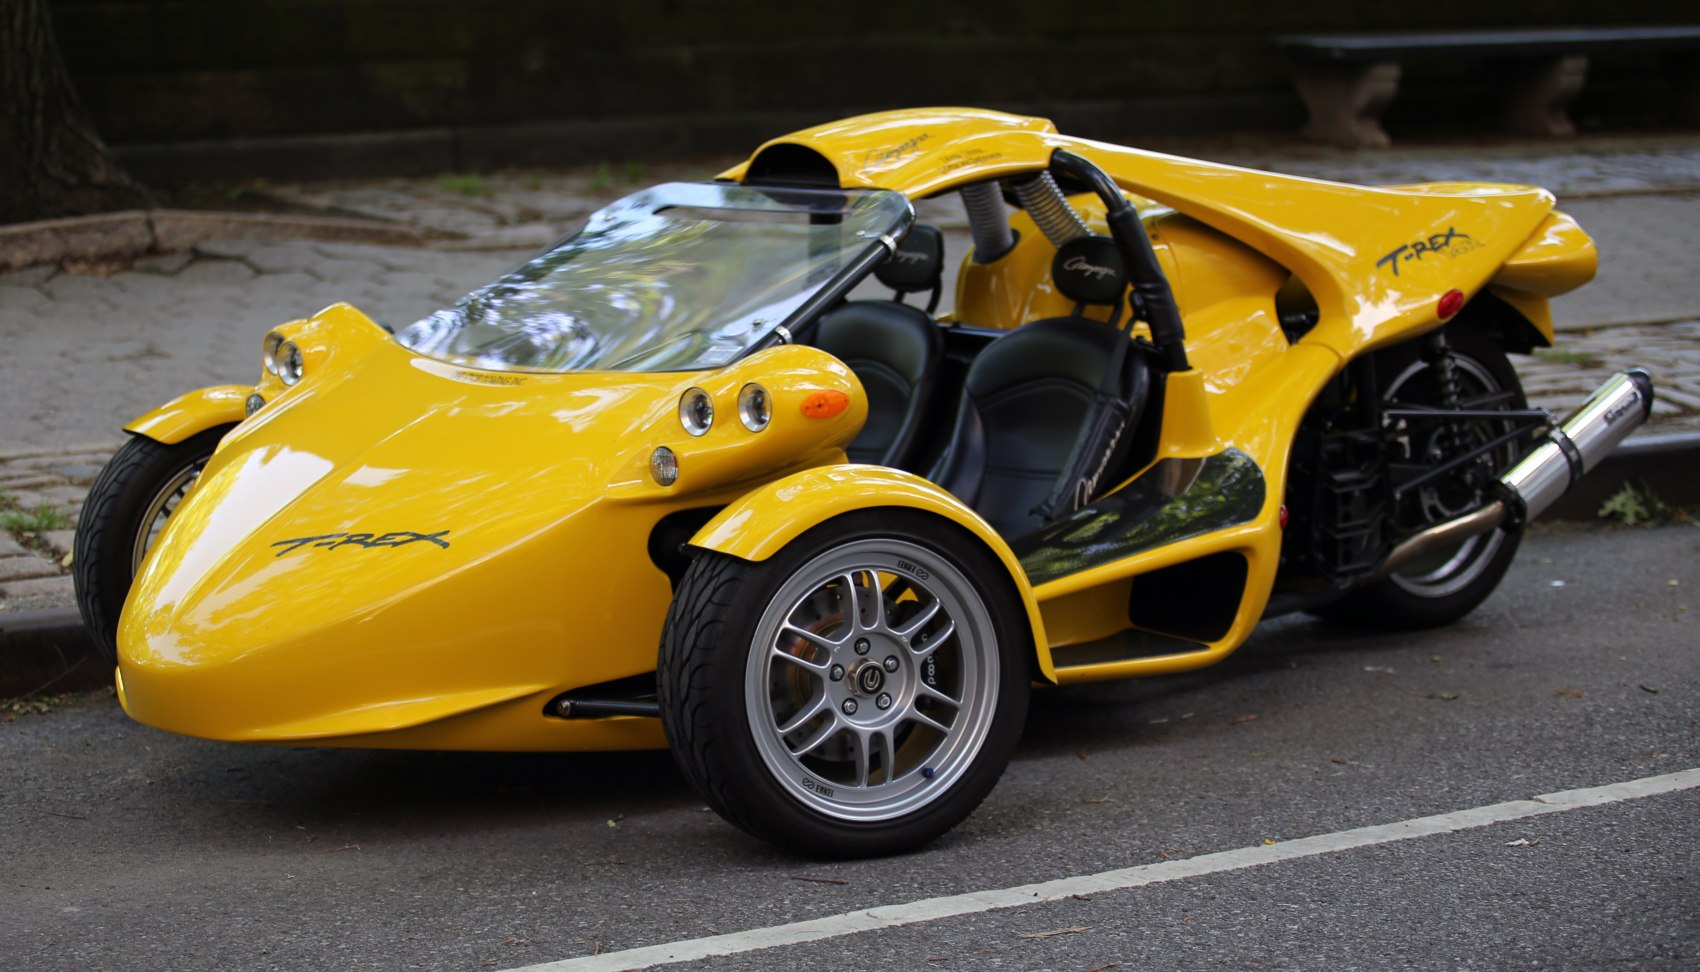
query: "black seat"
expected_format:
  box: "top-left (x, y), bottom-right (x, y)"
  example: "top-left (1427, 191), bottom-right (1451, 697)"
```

top-left (814, 225), bottom-right (946, 470)
top-left (930, 235), bottom-right (1153, 538)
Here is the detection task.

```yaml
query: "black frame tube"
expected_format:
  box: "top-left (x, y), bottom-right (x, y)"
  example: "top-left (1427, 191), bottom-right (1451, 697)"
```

top-left (1050, 150), bottom-right (1190, 372)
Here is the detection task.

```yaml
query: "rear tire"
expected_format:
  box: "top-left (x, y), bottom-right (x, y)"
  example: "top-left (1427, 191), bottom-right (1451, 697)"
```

top-left (72, 426), bottom-right (233, 661)
top-left (657, 510), bottom-right (1030, 858)
top-left (1322, 326), bottom-right (1527, 629)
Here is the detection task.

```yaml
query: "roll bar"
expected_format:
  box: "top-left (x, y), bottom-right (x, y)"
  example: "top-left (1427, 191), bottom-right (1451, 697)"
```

top-left (1050, 150), bottom-right (1190, 372)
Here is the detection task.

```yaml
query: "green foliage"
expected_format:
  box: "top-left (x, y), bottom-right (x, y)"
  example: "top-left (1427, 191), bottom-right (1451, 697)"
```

top-left (1535, 348), bottom-right (1601, 368)
top-left (590, 161), bottom-right (614, 191)
top-left (590, 161), bottom-right (645, 192)
top-left (0, 503), bottom-right (69, 533)
top-left (436, 173), bottom-right (490, 197)
top-left (1597, 481), bottom-right (1670, 527)
top-left (1, 686), bottom-right (116, 720)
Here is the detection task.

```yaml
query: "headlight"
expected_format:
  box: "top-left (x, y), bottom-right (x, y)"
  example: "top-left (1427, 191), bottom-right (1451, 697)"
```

top-left (277, 341), bottom-right (305, 386)
top-left (738, 383), bottom-right (771, 432)
top-left (262, 331), bottom-right (285, 376)
top-left (650, 447), bottom-right (679, 486)
top-left (679, 387), bottom-right (713, 437)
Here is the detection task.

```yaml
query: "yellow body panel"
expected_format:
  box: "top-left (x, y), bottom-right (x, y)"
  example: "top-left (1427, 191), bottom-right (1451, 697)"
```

top-left (118, 304), bottom-right (866, 749)
top-left (125, 385), bottom-right (250, 444)
top-left (734, 107), bottom-right (1563, 362)
top-left (114, 108), bottom-right (1599, 753)
top-left (690, 465), bottom-right (1056, 683)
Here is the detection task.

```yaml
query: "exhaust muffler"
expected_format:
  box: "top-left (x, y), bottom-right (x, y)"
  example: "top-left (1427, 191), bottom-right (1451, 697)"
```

top-left (1377, 369), bottom-right (1655, 578)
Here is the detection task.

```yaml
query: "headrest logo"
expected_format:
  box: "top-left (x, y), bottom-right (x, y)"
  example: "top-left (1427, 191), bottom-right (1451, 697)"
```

top-left (892, 248), bottom-right (929, 265)
top-left (1063, 255), bottom-right (1117, 280)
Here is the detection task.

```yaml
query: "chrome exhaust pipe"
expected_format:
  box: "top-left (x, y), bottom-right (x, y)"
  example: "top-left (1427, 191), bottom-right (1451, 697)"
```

top-left (1377, 369), bottom-right (1654, 579)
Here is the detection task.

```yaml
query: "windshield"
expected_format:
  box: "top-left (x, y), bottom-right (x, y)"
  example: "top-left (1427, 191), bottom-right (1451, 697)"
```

top-left (396, 182), bottom-right (912, 373)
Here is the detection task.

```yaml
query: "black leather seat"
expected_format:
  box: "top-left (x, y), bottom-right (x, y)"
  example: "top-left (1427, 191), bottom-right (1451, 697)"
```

top-left (814, 225), bottom-right (946, 470)
top-left (930, 235), bottom-right (1153, 539)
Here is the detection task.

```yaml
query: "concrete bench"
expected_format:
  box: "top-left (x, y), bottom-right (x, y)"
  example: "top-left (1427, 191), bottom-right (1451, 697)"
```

top-left (1276, 26), bottom-right (1700, 147)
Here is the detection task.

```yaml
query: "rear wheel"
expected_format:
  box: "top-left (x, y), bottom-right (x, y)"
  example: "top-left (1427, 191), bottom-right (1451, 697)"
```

top-left (657, 510), bottom-right (1030, 858)
top-left (72, 426), bottom-right (233, 661)
top-left (1324, 326), bottom-right (1527, 629)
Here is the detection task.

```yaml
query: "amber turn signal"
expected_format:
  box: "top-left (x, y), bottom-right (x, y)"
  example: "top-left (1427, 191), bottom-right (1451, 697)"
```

top-left (800, 390), bottom-right (850, 419)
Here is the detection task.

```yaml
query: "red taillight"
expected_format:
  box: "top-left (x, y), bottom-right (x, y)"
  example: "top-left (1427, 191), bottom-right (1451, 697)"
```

top-left (1437, 289), bottom-right (1466, 320)
top-left (1278, 504), bottom-right (1289, 530)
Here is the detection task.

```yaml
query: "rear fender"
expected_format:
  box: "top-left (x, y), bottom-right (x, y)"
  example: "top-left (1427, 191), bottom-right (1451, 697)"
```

top-left (690, 465), bottom-right (1056, 682)
top-left (124, 385), bottom-right (251, 445)
top-left (1472, 209), bottom-right (1597, 352)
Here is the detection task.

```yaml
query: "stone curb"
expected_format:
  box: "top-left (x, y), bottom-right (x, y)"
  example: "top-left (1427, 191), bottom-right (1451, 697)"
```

top-left (0, 209), bottom-right (460, 273)
top-left (4, 432), bottom-right (1696, 700)
top-left (0, 607), bottom-right (102, 699)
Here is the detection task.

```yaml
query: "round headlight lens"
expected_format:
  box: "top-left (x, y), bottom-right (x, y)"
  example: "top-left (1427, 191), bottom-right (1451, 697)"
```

top-left (277, 341), bottom-right (305, 386)
top-left (738, 383), bottom-right (771, 432)
top-left (650, 446), bottom-right (679, 486)
top-left (261, 331), bottom-right (285, 376)
top-left (679, 387), bottom-right (713, 437)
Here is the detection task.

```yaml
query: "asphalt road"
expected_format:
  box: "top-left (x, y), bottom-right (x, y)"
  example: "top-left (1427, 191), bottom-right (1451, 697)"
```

top-left (2, 522), bottom-right (1695, 971)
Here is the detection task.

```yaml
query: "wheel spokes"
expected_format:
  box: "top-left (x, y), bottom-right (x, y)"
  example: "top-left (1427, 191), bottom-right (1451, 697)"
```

top-left (908, 707), bottom-right (952, 735)
top-left (787, 713), bottom-right (843, 758)
top-left (777, 693), bottom-right (830, 736)
top-left (916, 679), bottom-right (961, 708)
top-left (848, 726), bottom-right (898, 788)
top-left (843, 569), bottom-right (885, 631)
top-left (910, 618), bottom-right (955, 658)
top-left (774, 635), bottom-right (835, 675)
top-left (893, 597), bottom-right (942, 639)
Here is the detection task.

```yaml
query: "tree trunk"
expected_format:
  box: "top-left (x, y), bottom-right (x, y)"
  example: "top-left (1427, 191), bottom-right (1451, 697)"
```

top-left (0, 0), bottom-right (148, 224)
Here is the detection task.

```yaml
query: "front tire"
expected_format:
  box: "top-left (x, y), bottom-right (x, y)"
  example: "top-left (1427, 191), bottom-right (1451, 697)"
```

top-left (72, 425), bottom-right (233, 661)
top-left (657, 510), bottom-right (1030, 858)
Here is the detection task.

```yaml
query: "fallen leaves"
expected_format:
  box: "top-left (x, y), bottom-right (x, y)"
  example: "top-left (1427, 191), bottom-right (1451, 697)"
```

top-left (1229, 713), bottom-right (1258, 725)
top-left (1019, 926), bottom-right (1090, 940)
top-left (1427, 691), bottom-right (1461, 701)
top-left (789, 875), bottom-right (849, 886)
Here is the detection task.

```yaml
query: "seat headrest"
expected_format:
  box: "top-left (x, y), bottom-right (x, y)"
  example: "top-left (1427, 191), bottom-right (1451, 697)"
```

top-left (1051, 235), bottom-right (1127, 306)
top-left (874, 224), bottom-right (944, 293)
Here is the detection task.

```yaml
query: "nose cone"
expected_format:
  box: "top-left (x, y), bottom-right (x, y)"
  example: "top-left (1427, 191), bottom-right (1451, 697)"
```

top-left (115, 346), bottom-right (681, 742)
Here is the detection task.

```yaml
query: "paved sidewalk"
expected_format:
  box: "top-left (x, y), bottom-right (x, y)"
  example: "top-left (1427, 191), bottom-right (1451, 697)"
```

top-left (3, 134), bottom-right (1699, 613)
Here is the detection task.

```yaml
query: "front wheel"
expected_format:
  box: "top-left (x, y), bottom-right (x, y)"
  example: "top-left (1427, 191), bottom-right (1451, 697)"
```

top-left (72, 425), bottom-right (234, 661)
top-left (657, 511), bottom-right (1030, 858)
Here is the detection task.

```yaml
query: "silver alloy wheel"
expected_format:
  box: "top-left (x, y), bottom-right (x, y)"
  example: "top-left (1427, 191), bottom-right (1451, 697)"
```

top-left (744, 538), bottom-right (1000, 822)
top-left (1383, 354), bottom-right (1516, 599)
top-left (128, 461), bottom-right (204, 574)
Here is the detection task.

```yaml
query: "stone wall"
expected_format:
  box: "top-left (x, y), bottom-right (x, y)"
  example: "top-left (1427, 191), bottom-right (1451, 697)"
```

top-left (51, 0), bottom-right (1699, 176)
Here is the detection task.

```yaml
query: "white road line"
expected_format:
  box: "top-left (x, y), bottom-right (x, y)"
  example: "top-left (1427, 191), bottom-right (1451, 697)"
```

top-left (513, 767), bottom-right (1700, 972)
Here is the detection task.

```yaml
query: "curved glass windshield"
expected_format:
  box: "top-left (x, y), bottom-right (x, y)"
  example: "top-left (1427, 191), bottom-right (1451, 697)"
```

top-left (397, 182), bottom-right (912, 373)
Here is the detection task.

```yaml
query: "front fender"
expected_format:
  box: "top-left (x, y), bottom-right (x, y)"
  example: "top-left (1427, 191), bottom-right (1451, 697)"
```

top-left (691, 465), bottom-right (1055, 682)
top-left (124, 385), bottom-right (250, 445)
